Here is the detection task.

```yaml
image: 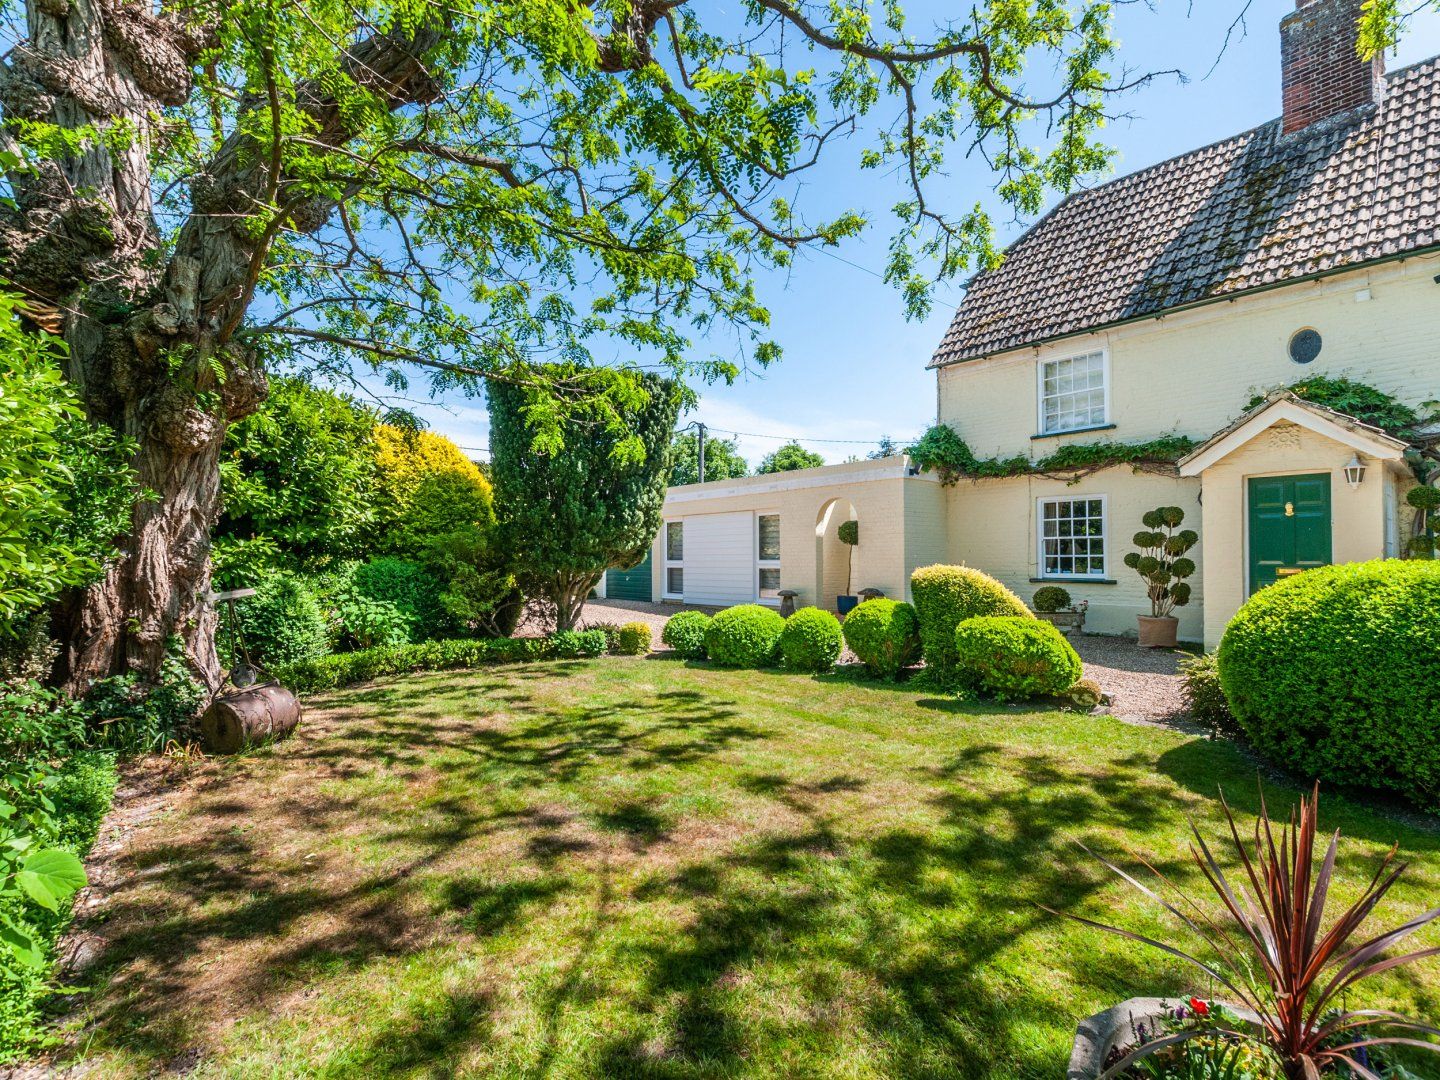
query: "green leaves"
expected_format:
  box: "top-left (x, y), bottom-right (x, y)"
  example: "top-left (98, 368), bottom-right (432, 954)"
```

top-left (13, 849), bottom-right (86, 913)
top-left (1127, 506), bottom-right (1196, 617)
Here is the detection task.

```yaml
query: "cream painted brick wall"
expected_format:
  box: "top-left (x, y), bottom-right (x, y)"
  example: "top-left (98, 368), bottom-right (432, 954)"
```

top-left (1196, 426), bottom-right (1395, 649)
top-left (656, 463), bottom-right (935, 611)
top-left (936, 259), bottom-right (1440, 458)
top-left (943, 468), bottom-right (1205, 640)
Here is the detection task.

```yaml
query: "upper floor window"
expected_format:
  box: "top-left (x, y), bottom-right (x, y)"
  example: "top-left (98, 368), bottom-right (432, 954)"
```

top-left (1039, 350), bottom-right (1107, 435)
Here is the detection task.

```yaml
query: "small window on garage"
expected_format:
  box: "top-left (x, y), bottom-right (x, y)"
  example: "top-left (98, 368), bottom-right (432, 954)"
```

top-left (664, 521), bottom-right (684, 597)
top-left (757, 513), bottom-right (781, 600)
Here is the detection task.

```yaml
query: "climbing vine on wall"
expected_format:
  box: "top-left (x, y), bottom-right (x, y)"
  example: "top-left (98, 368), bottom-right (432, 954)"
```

top-left (906, 425), bottom-right (1195, 486)
top-left (1245, 376), bottom-right (1434, 441)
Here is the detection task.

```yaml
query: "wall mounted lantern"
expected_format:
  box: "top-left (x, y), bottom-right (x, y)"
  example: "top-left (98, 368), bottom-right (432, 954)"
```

top-left (1343, 453), bottom-right (1367, 489)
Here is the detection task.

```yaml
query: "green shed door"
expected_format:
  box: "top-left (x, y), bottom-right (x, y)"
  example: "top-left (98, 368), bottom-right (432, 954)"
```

top-left (1247, 473), bottom-right (1331, 595)
top-left (606, 551), bottom-right (653, 601)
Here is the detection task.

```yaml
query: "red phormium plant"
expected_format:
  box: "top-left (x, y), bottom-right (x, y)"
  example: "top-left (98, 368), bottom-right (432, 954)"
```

top-left (1058, 784), bottom-right (1440, 1079)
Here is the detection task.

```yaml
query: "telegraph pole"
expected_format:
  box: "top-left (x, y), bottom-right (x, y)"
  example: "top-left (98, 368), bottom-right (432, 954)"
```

top-left (696, 421), bottom-right (706, 484)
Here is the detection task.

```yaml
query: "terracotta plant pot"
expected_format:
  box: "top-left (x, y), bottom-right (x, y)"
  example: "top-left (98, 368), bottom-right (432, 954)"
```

top-left (1136, 615), bottom-right (1178, 648)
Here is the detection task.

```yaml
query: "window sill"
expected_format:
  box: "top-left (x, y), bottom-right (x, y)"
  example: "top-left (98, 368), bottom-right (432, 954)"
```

top-left (1029, 577), bottom-right (1117, 585)
top-left (1031, 423), bottom-right (1116, 441)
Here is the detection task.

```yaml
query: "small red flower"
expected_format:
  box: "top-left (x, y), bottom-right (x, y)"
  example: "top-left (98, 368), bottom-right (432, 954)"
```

top-left (1189, 997), bottom-right (1210, 1017)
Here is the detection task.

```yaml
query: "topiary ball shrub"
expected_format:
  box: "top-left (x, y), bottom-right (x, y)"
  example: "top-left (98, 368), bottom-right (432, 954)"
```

top-left (616, 622), bottom-right (653, 656)
top-left (778, 607), bottom-right (843, 673)
top-left (662, 611), bottom-right (712, 660)
top-left (953, 615), bottom-right (1082, 700)
top-left (910, 564), bottom-right (1031, 680)
top-left (238, 574), bottom-right (330, 667)
top-left (842, 598), bottom-right (921, 680)
top-left (1031, 585), bottom-right (1071, 613)
top-left (1217, 560), bottom-right (1440, 807)
top-left (705, 604), bottom-right (785, 668)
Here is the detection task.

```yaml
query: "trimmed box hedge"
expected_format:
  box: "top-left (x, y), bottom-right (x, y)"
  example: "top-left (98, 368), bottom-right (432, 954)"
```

top-left (272, 630), bottom-right (607, 694)
top-left (705, 604), bottom-right (785, 668)
top-left (910, 565), bottom-right (1031, 680)
top-left (1218, 559), bottom-right (1440, 807)
top-left (842, 598), bottom-right (921, 680)
top-left (778, 607), bottom-right (843, 673)
top-left (953, 615), bottom-right (1082, 699)
top-left (661, 611), bottom-right (712, 660)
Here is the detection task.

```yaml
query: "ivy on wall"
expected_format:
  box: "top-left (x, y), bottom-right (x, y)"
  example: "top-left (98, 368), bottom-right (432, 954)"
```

top-left (1244, 376), bottom-right (1434, 441)
top-left (906, 424), bottom-right (1195, 486)
top-left (910, 377), bottom-right (1437, 488)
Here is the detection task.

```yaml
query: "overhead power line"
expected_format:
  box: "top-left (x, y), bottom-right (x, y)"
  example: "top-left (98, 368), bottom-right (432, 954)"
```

top-left (700, 425), bottom-right (921, 446)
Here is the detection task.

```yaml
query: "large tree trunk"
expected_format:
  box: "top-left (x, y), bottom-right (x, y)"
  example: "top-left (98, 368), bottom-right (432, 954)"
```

top-left (1, 0), bottom-right (436, 693)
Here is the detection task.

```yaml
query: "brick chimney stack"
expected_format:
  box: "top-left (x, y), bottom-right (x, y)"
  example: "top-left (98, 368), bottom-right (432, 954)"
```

top-left (1281, 0), bottom-right (1385, 134)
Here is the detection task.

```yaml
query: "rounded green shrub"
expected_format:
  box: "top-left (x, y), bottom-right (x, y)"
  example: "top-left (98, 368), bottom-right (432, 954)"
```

top-left (778, 607), bottom-right (843, 673)
top-left (237, 574), bottom-right (330, 667)
top-left (842, 598), bottom-right (921, 680)
top-left (910, 564), bottom-right (1031, 679)
top-left (953, 615), bottom-right (1082, 699)
top-left (661, 611), bottom-right (712, 660)
top-left (1217, 560), bottom-right (1440, 806)
top-left (616, 622), bottom-right (653, 656)
top-left (1032, 585), bottom-right (1071, 613)
top-left (705, 604), bottom-right (785, 668)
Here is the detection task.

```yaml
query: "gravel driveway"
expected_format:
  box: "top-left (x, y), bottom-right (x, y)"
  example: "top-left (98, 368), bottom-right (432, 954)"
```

top-left (532, 599), bottom-right (1192, 725)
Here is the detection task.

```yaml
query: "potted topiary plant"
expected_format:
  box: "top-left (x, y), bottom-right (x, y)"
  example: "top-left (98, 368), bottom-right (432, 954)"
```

top-left (836, 519), bottom-right (860, 616)
top-left (1124, 506), bottom-right (1196, 648)
top-left (1031, 585), bottom-right (1084, 635)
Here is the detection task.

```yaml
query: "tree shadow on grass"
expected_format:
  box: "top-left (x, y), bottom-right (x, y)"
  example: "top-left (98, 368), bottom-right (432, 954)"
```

top-left (595, 750), bottom-right (1198, 1078)
top-left (60, 671), bottom-right (770, 1071)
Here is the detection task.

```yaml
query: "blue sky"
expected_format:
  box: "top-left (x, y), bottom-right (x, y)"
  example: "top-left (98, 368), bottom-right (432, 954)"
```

top-left (396, 2), bottom-right (1440, 466)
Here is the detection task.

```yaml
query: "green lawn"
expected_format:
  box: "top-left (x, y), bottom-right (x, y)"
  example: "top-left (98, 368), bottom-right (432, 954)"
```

top-left (57, 658), bottom-right (1440, 1078)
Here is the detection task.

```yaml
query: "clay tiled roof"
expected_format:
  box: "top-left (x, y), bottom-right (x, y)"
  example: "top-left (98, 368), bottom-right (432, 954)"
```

top-left (930, 56), bottom-right (1440, 368)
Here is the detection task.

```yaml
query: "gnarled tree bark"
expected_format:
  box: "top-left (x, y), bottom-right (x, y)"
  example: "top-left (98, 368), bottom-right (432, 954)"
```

top-left (1, 0), bottom-right (441, 692)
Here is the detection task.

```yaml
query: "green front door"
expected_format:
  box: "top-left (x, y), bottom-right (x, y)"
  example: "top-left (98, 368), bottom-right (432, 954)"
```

top-left (1247, 473), bottom-right (1332, 594)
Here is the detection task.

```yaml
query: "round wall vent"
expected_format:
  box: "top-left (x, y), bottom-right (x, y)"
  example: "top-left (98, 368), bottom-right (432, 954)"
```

top-left (1289, 328), bottom-right (1322, 365)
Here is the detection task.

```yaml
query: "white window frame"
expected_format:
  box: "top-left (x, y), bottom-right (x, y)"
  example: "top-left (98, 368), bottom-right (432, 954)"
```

top-left (754, 510), bottom-right (781, 605)
top-left (1036, 494), bottom-right (1109, 580)
top-left (663, 520), bottom-right (685, 599)
top-left (1036, 348), bottom-right (1110, 436)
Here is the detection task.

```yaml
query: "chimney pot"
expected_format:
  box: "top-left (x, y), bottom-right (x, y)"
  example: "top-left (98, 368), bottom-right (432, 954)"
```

top-left (1280, 0), bottom-right (1384, 135)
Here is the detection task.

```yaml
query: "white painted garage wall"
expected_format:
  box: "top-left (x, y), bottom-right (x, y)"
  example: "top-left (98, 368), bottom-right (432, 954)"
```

top-left (678, 511), bottom-right (755, 607)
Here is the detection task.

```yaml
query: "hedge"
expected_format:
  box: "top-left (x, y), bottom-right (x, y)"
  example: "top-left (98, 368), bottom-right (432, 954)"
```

top-left (705, 604), bottom-right (785, 668)
top-left (842, 599), bottom-right (921, 680)
top-left (953, 615), bottom-right (1082, 699)
top-left (910, 565), bottom-right (1031, 680)
top-left (1217, 559), bottom-right (1440, 807)
top-left (271, 630), bottom-right (607, 694)
top-left (661, 611), bottom-right (712, 660)
top-left (778, 607), bottom-right (843, 673)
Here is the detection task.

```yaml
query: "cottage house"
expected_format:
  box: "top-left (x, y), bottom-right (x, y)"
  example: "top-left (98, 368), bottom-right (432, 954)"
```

top-left (624, 0), bottom-right (1440, 650)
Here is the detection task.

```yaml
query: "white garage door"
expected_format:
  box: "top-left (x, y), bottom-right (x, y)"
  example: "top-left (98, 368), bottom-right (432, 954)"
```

top-left (680, 512), bottom-right (755, 607)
